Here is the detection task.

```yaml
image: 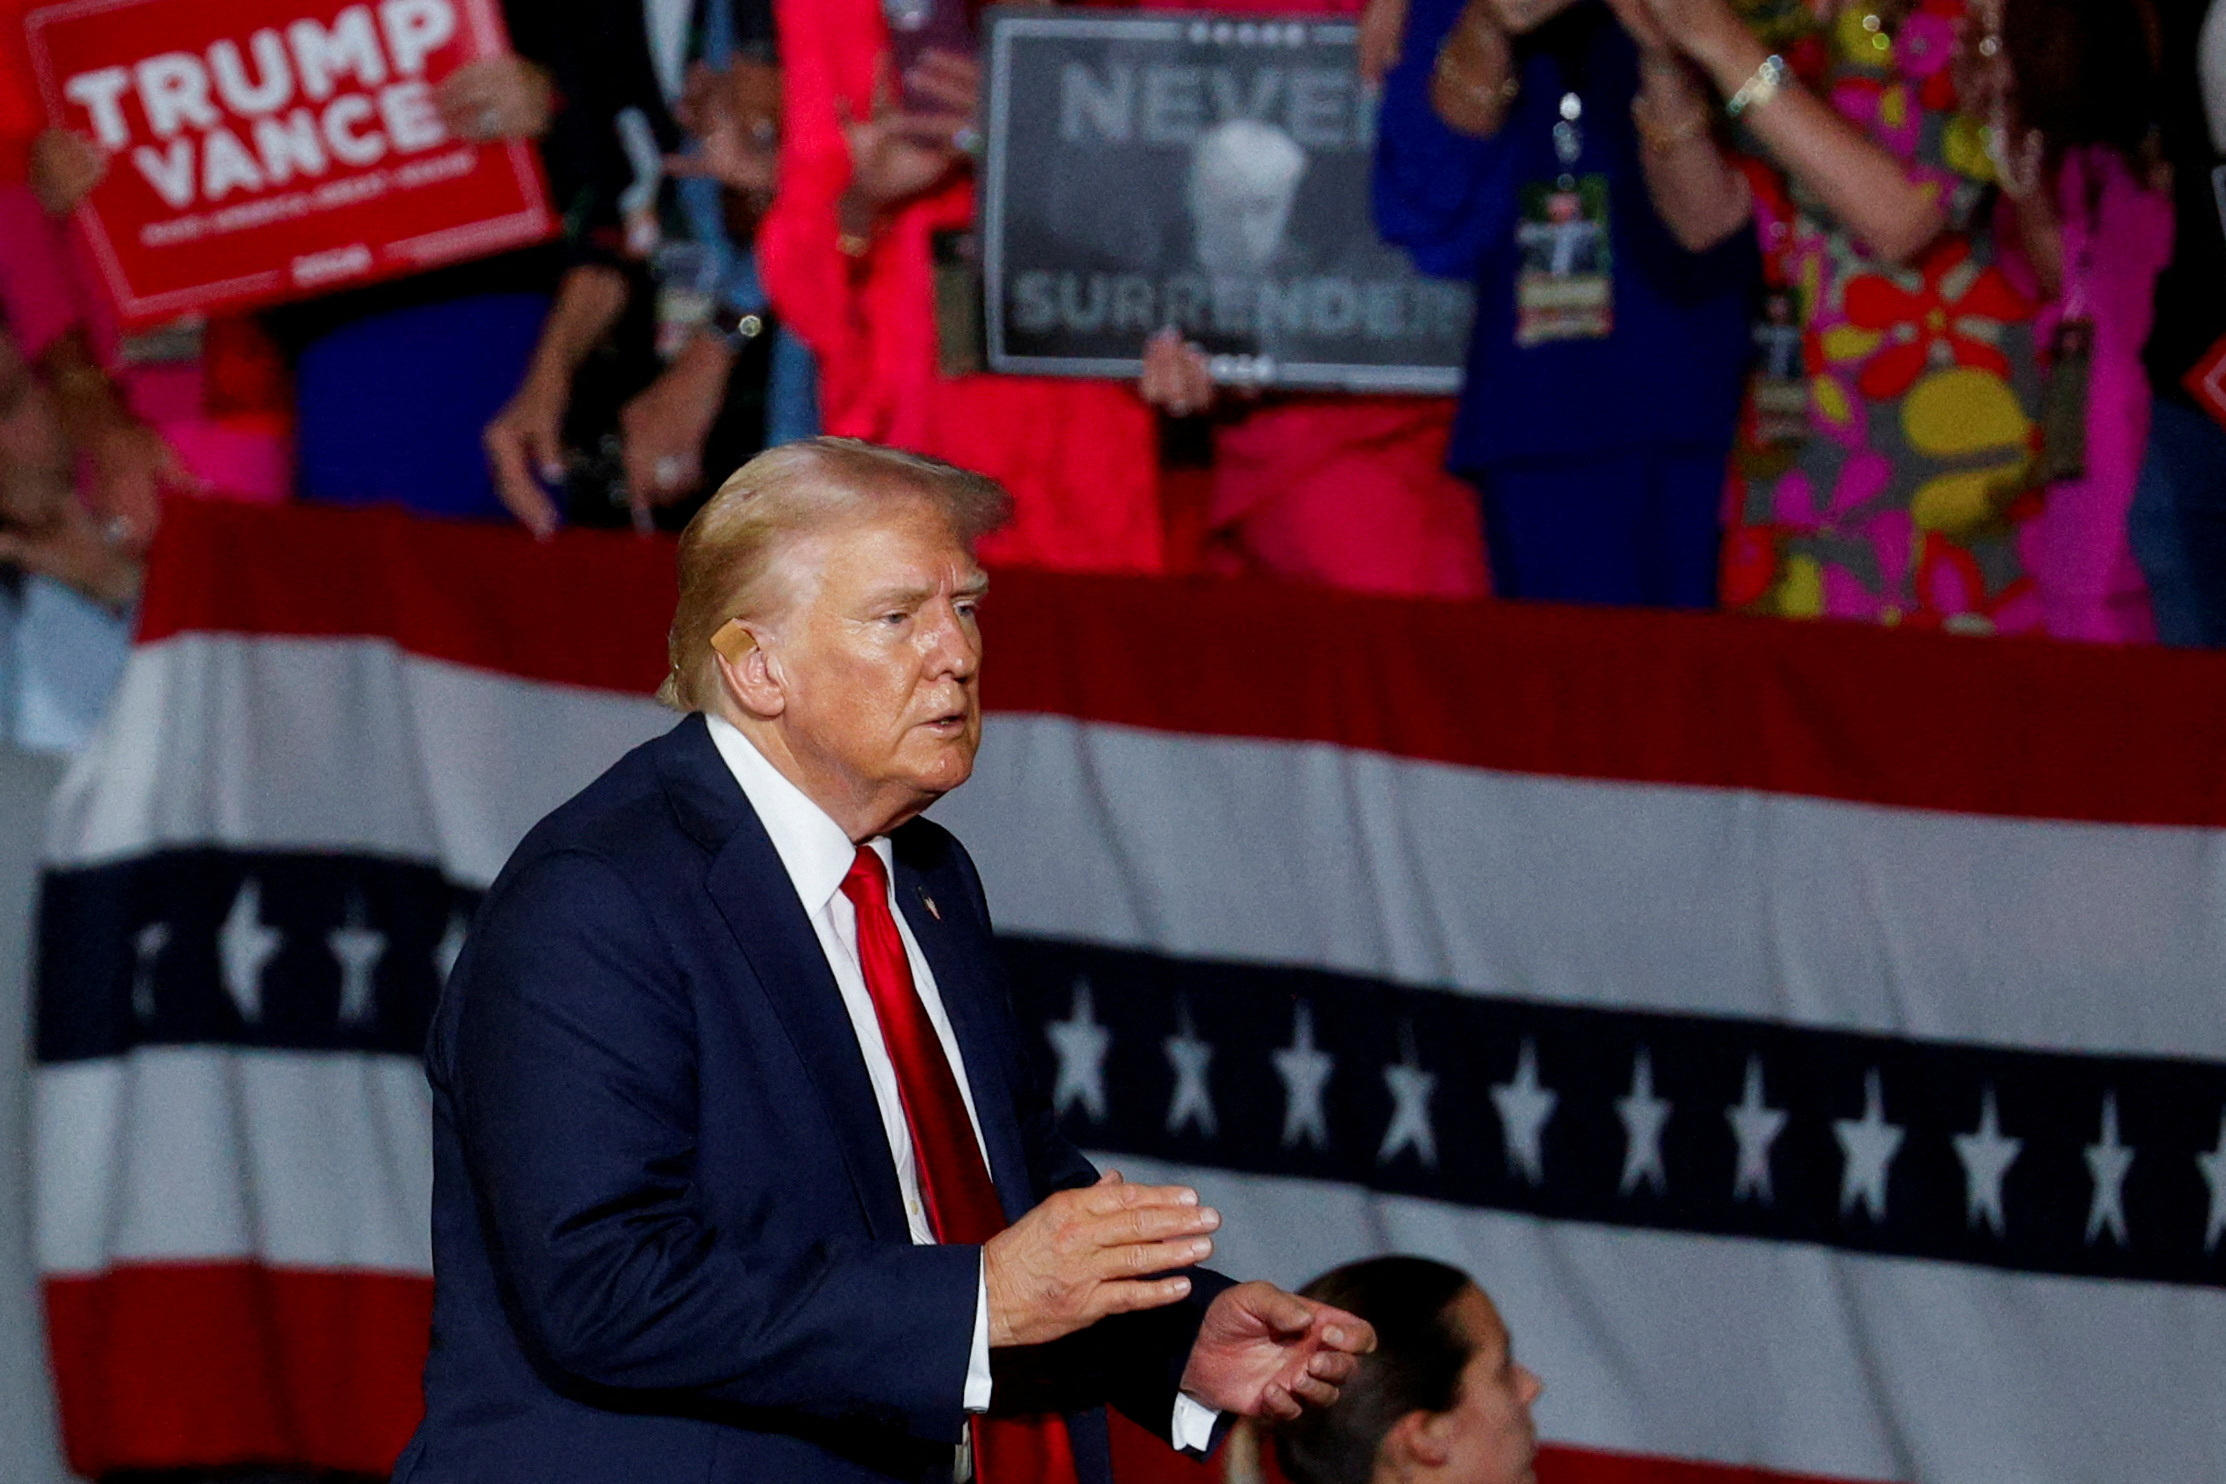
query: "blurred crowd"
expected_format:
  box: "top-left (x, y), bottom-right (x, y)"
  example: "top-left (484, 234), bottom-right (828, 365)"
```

top-left (4, 0), bottom-right (2226, 751)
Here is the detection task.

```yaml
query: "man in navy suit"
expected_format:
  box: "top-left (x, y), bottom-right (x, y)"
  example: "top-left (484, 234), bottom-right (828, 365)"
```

top-left (396, 437), bottom-right (1375, 1483)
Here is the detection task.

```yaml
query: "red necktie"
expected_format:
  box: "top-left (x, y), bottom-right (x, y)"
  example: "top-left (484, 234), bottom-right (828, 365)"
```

top-left (840, 847), bottom-right (1079, 1484)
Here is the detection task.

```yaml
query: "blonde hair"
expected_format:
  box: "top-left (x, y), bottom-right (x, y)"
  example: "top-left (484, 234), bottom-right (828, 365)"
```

top-left (658, 437), bottom-right (1013, 712)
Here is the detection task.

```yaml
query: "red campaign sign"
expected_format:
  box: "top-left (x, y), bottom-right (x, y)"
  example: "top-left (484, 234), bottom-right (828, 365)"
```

top-left (22, 0), bottom-right (555, 326)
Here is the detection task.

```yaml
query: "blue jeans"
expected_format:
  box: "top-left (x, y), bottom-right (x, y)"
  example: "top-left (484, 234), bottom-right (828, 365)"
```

top-left (2129, 397), bottom-right (2226, 647)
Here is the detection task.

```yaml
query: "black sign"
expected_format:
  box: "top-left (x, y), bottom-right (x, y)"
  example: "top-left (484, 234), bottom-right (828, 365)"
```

top-left (981, 9), bottom-right (1474, 392)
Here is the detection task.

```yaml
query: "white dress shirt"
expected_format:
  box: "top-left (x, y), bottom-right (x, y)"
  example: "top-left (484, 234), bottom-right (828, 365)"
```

top-left (705, 716), bottom-right (1219, 1459)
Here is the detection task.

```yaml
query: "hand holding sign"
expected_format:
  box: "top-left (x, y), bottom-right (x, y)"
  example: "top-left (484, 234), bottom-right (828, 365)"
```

top-left (24, 0), bottom-right (555, 325)
top-left (30, 128), bottom-right (107, 216)
top-left (435, 54), bottom-right (554, 141)
top-left (1138, 328), bottom-right (1216, 418)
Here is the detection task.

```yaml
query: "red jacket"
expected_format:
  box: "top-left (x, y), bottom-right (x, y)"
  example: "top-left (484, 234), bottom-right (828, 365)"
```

top-left (760, 0), bottom-right (1164, 573)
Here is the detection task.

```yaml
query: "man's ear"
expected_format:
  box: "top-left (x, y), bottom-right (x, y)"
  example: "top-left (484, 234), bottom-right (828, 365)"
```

top-left (712, 619), bottom-right (783, 720)
top-left (1384, 1407), bottom-right (1452, 1472)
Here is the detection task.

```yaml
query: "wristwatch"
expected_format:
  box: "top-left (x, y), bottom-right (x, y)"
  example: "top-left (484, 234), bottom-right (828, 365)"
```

top-left (704, 304), bottom-right (767, 352)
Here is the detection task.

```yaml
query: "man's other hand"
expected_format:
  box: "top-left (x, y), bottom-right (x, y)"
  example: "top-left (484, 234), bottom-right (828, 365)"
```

top-left (1180, 1281), bottom-right (1376, 1421)
top-left (984, 1171), bottom-right (1218, 1348)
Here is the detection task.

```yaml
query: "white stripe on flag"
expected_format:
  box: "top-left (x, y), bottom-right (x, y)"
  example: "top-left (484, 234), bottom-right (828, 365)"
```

top-left (47, 635), bottom-right (668, 882)
top-left (53, 637), bottom-right (2226, 1060)
top-left (37, 1047), bottom-right (432, 1275)
top-left (1105, 1154), bottom-right (2226, 1484)
top-left (939, 715), bottom-right (2226, 1060)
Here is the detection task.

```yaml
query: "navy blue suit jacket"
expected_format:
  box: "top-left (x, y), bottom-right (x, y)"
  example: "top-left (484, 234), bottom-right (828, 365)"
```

top-left (395, 714), bottom-right (1228, 1483)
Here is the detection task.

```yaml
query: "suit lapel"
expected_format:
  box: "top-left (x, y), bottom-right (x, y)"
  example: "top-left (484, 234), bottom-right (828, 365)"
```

top-left (660, 718), bottom-right (911, 1241)
top-left (894, 857), bottom-right (1035, 1226)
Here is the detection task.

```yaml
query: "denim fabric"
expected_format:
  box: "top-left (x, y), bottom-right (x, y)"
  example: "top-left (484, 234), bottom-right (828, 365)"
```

top-left (0, 574), bottom-right (131, 755)
top-left (2129, 397), bottom-right (2226, 647)
top-left (674, 0), bottom-right (819, 448)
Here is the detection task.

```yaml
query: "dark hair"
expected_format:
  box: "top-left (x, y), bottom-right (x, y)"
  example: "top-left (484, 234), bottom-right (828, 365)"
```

top-left (1272, 1257), bottom-right (1476, 1484)
top-left (2002, 0), bottom-right (2161, 171)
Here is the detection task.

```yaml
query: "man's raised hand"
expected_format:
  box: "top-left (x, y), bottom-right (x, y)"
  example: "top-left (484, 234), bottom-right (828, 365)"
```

top-left (984, 1172), bottom-right (1219, 1348)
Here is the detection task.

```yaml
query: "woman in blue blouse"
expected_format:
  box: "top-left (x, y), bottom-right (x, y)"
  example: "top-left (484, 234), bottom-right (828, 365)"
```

top-left (1374, 0), bottom-right (1759, 606)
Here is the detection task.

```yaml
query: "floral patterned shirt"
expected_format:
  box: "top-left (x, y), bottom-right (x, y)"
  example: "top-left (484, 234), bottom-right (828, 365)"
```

top-left (1723, 0), bottom-right (2047, 631)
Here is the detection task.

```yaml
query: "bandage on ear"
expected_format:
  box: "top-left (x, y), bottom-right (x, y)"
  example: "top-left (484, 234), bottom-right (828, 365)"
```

top-left (710, 618), bottom-right (757, 664)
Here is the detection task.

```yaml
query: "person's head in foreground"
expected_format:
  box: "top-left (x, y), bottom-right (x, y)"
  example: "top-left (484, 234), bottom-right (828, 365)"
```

top-left (1274, 1257), bottom-right (1544, 1484)
top-left (659, 436), bottom-right (1011, 840)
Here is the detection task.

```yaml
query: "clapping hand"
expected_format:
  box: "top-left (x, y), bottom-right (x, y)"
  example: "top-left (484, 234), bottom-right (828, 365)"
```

top-left (984, 1171), bottom-right (1220, 1349)
top-left (1179, 1281), bottom-right (1376, 1421)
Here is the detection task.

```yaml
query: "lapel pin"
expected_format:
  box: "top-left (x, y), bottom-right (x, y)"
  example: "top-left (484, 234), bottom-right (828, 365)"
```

top-left (922, 892), bottom-right (941, 921)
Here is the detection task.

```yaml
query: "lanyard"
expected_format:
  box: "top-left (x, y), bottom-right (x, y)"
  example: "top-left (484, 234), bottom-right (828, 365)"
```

top-left (1554, 91), bottom-right (1584, 187)
top-left (1539, 5), bottom-right (1602, 187)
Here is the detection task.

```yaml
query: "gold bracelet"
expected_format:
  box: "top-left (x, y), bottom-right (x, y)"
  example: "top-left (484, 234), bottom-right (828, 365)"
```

top-left (1725, 53), bottom-right (1788, 120)
top-left (1433, 15), bottom-right (1520, 109)
top-left (1433, 49), bottom-right (1521, 109)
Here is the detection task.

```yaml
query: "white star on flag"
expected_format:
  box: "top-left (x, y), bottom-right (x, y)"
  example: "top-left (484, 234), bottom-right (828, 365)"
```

top-left (1616, 1047), bottom-right (1672, 1196)
top-left (328, 895), bottom-right (387, 1027)
top-left (1378, 1025), bottom-right (1437, 1167)
top-left (2199, 1109), bottom-right (2226, 1256)
top-left (2084, 1092), bottom-right (2134, 1247)
top-left (1490, 1039), bottom-right (1556, 1186)
top-left (131, 922), bottom-right (170, 1022)
top-left (219, 878), bottom-right (282, 1025)
top-left (1952, 1084), bottom-right (2021, 1238)
top-left (1045, 979), bottom-right (1111, 1123)
top-left (1726, 1056), bottom-right (1787, 1205)
top-left (1163, 1002), bottom-right (1217, 1137)
top-left (1272, 1002), bottom-right (1334, 1150)
top-left (1833, 1069), bottom-right (1903, 1222)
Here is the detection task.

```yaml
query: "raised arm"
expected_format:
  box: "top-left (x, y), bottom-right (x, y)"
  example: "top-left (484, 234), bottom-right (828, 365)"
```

top-left (1640, 0), bottom-right (1948, 265)
top-left (1605, 0), bottom-right (1754, 252)
top-left (484, 264), bottom-right (631, 538)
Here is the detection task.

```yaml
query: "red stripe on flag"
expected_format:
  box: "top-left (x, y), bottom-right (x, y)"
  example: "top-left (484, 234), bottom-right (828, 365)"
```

top-left (44, 1264), bottom-right (432, 1475)
top-left (134, 500), bottom-right (2226, 827)
top-left (1105, 1413), bottom-right (1888, 1484)
top-left (983, 568), bottom-right (2226, 829)
top-left (137, 500), bottom-right (676, 696)
top-left (1535, 1444), bottom-right (1888, 1484)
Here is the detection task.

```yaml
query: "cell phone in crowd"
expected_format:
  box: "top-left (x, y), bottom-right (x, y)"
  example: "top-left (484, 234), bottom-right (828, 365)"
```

top-left (885, 0), bottom-right (976, 108)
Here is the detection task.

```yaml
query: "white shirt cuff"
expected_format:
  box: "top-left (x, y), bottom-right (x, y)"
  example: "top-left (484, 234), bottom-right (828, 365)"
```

top-left (965, 1258), bottom-right (1215, 1449)
top-left (964, 1259), bottom-right (993, 1412)
top-left (1172, 1391), bottom-right (1221, 1455)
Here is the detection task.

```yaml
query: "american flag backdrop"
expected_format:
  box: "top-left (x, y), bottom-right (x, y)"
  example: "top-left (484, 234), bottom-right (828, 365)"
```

top-left (32, 499), bottom-right (2226, 1481)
